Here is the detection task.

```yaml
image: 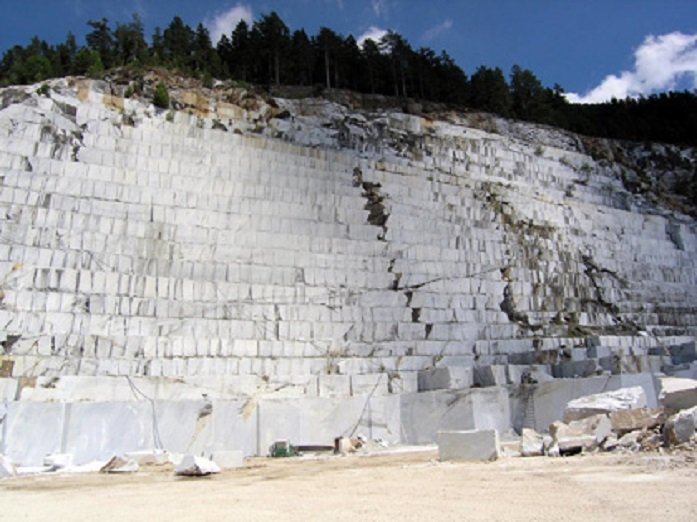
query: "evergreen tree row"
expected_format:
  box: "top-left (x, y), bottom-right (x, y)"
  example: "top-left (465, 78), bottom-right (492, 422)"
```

top-left (1, 12), bottom-right (696, 147)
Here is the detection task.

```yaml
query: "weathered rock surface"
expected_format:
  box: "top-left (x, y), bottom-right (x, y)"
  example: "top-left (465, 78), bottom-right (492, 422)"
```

top-left (174, 455), bottom-right (221, 476)
top-left (124, 450), bottom-right (171, 466)
top-left (563, 387), bottom-right (647, 422)
top-left (520, 428), bottom-right (544, 457)
top-left (550, 414), bottom-right (612, 454)
top-left (659, 377), bottom-right (697, 412)
top-left (663, 406), bottom-right (697, 445)
top-left (1, 74), bottom-right (697, 464)
top-left (609, 408), bottom-right (664, 435)
top-left (100, 456), bottom-right (139, 473)
top-left (617, 430), bottom-right (644, 451)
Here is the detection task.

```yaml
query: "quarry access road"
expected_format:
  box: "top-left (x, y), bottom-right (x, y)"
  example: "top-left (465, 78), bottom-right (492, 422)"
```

top-left (1, 449), bottom-right (696, 521)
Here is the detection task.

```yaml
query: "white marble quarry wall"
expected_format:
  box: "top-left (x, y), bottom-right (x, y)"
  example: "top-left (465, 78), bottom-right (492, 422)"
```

top-left (0, 78), bottom-right (696, 393)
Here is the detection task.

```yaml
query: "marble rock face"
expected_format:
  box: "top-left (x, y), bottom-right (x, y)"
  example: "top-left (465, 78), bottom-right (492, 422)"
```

top-left (0, 76), bottom-right (696, 401)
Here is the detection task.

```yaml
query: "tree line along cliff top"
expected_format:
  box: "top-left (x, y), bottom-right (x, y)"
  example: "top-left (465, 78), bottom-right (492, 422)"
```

top-left (1, 12), bottom-right (697, 147)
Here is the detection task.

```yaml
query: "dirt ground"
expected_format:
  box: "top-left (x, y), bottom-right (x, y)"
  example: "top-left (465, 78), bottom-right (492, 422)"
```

top-left (1, 448), bottom-right (696, 521)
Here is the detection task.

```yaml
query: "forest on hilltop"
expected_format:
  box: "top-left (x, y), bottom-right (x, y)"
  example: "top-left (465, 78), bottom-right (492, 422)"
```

top-left (1, 12), bottom-right (696, 147)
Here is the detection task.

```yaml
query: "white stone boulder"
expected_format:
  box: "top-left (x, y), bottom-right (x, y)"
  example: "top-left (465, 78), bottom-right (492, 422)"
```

top-left (437, 429), bottom-right (500, 462)
top-left (0, 455), bottom-right (17, 478)
top-left (100, 456), bottom-right (140, 473)
top-left (519, 428), bottom-right (544, 457)
top-left (550, 414), bottom-right (612, 454)
top-left (663, 406), bottom-right (697, 445)
top-left (658, 377), bottom-right (697, 412)
top-left (563, 386), bottom-right (647, 422)
top-left (617, 430), bottom-right (643, 451)
top-left (43, 453), bottom-right (74, 471)
top-left (174, 455), bottom-right (221, 476)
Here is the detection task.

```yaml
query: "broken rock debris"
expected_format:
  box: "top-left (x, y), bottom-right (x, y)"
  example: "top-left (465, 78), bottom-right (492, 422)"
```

top-left (174, 455), bottom-right (221, 477)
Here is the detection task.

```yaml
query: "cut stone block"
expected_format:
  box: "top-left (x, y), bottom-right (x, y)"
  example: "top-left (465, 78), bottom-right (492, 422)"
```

top-left (436, 429), bottom-right (500, 462)
top-left (124, 450), bottom-right (171, 466)
top-left (473, 365), bottom-right (506, 387)
top-left (658, 377), bottom-right (697, 412)
top-left (663, 406), bottom-right (697, 445)
top-left (609, 408), bottom-right (664, 436)
top-left (417, 367), bottom-right (472, 391)
top-left (209, 450), bottom-right (244, 470)
top-left (563, 386), bottom-right (647, 422)
top-left (174, 455), bottom-right (220, 476)
top-left (669, 342), bottom-right (697, 365)
top-left (520, 428), bottom-right (544, 457)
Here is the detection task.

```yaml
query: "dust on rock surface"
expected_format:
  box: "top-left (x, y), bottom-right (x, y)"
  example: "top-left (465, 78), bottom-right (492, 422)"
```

top-left (1, 449), bottom-right (696, 521)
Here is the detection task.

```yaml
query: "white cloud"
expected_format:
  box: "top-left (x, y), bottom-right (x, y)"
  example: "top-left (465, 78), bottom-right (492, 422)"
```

top-left (371, 0), bottom-right (389, 18)
top-left (421, 19), bottom-right (453, 42)
top-left (357, 26), bottom-right (389, 48)
top-left (205, 3), bottom-right (253, 46)
top-left (566, 32), bottom-right (697, 104)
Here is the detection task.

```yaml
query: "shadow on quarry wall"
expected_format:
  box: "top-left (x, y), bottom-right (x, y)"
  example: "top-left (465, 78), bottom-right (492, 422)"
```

top-left (483, 182), bottom-right (638, 337)
top-left (353, 167), bottom-right (390, 241)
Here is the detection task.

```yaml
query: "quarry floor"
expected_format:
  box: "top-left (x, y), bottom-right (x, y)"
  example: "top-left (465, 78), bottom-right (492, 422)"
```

top-left (1, 449), bottom-right (696, 521)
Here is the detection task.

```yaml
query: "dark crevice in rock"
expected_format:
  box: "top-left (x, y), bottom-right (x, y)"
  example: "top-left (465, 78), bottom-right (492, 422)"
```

top-left (580, 254), bottom-right (638, 334)
top-left (212, 120), bottom-right (228, 132)
top-left (2, 334), bottom-right (21, 354)
top-left (362, 181), bottom-right (389, 240)
top-left (411, 308), bottom-right (421, 323)
top-left (405, 290), bottom-right (413, 306)
top-left (499, 282), bottom-right (541, 332)
top-left (666, 221), bottom-right (685, 250)
top-left (391, 272), bottom-right (402, 291)
top-left (354, 166), bottom-right (390, 240)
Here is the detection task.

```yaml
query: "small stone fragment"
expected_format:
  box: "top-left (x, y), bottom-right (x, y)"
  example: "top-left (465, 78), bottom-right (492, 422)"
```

top-left (602, 433), bottom-right (619, 451)
top-left (174, 455), bottom-right (221, 476)
top-left (617, 430), bottom-right (643, 451)
top-left (520, 428), bottom-right (544, 457)
top-left (124, 450), bottom-right (171, 466)
top-left (43, 453), bottom-right (73, 470)
top-left (100, 456), bottom-right (139, 473)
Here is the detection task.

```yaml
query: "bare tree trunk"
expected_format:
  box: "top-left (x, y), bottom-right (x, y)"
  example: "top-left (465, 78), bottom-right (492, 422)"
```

top-left (324, 49), bottom-right (331, 88)
top-left (274, 51), bottom-right (280, 85)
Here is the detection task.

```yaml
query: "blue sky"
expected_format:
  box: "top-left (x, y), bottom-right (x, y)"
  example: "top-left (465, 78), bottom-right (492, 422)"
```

top-left (1, 0), bottom-right (696, 102)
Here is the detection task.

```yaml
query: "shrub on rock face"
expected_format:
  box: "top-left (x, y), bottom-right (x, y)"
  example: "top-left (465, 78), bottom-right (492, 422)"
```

top-left (153, 82), bottom-right (169, 109)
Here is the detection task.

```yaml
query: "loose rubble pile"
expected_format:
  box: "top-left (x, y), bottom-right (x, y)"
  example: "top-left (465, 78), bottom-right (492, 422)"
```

top-left (520, 377), bottom-right (697, 457)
